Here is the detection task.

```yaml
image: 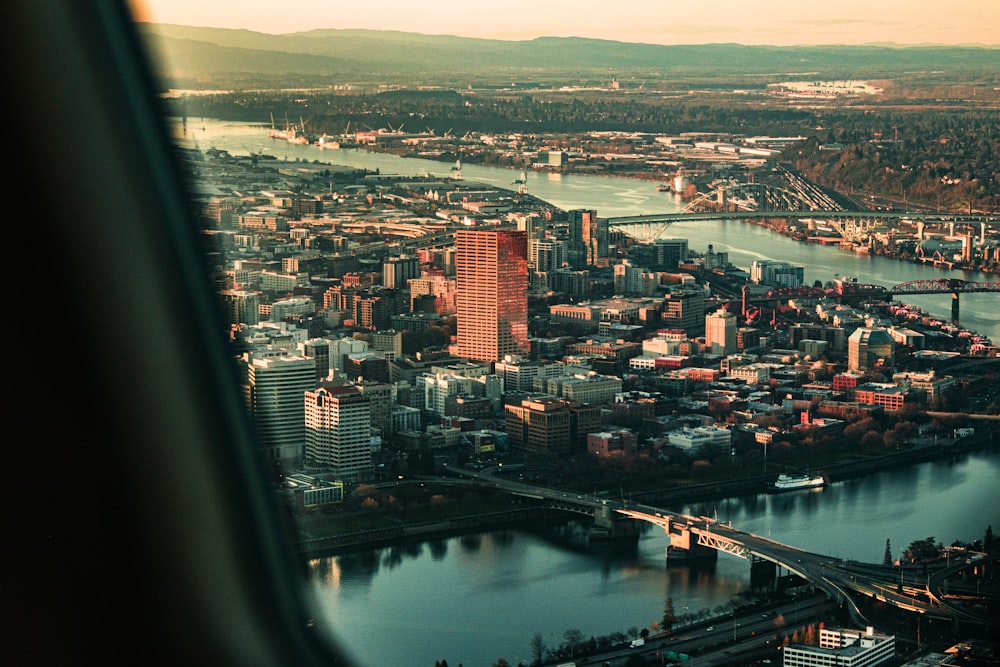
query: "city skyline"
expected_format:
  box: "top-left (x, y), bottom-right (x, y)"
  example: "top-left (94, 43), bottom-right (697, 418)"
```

top-left (130, 0), bottom-right (1000, 47)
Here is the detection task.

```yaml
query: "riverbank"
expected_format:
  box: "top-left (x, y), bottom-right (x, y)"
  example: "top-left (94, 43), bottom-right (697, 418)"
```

top-left (294, 430), bottom-right (994, 556)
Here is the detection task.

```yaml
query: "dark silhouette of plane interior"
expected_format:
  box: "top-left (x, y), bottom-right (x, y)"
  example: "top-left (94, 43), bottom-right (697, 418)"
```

top-left (11, 2), bottom-right (356, 664)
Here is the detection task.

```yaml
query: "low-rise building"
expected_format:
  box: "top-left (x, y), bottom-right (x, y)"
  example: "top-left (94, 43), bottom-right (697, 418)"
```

top-left (892, 369), bottom-right (956, 404)
top-left (665, 425), bottom-right (731, 454)
top-left (587, 429), bottom-right (638, 457)
top-left (854, 382), bottom-right (909, 411)
top-left (783, 626), bottom-right (895, 667)
top-left (504, 397), bottom-right (600, 455)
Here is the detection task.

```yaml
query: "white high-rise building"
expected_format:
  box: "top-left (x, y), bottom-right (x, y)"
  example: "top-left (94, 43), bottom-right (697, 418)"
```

top-left (705, 307), bottom-right (738, 354)
top-left (329, 336), bottom-right (369, 373)
top-left (532, 238), bottom-right (566, 272)
top-left (750, 260), bottom-right (805, 287)
top-left (246, 354), bottom-right (317, 463)
top-left (304, 385), bottom-right (373, 483)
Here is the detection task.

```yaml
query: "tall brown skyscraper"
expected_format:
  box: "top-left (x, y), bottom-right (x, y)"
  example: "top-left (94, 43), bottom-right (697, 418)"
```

top-left (567, 209), bottom-right (604, 268)
top-left (455, 229), bottom-right (529, 362)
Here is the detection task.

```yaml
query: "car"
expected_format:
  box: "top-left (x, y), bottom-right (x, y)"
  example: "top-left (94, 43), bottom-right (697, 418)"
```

top-left (706, 626), bottom-right (714, 632)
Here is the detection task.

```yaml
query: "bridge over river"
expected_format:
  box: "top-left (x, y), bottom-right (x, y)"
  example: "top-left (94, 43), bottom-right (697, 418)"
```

top-left (604, 208), bottom-right (1000, 243)
top-left (444, 464), bottom-right (998, 632)
top-left (738, 277), bottom-right (1000, 326)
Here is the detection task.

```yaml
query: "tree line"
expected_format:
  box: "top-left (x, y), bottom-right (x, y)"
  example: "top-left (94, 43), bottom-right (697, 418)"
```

top-left (174, 89), bottom-right (999, 212)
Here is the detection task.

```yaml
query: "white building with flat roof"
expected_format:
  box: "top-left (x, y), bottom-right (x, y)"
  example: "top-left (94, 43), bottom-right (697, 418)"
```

top-left (666, 426), bottom-right (731, 454)
top-left (783, 626), bottom-right (895, 667)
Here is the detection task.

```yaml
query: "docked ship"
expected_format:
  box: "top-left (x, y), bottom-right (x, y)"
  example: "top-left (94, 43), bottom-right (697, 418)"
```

top-left (268, 113), bottom-right (311, 144)
top-left (314, 134), bottom-right (340, 149)
top-left (767, 472), bottom-right (826, 493)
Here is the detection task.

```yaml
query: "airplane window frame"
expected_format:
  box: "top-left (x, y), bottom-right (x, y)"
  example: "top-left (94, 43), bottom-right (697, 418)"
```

top-left (12, 2), bottom-right (355, 664)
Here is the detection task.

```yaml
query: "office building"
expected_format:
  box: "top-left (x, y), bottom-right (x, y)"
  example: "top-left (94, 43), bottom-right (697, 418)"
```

top-left (351, 292), bottom-right (394, 331)
top-left (666, 426), bottom-right (732, 454)
top-left (504, 397), bottom-right (600, 455)
top-left (383, 255), bottom-right (421, 289)
top-left (371, 330), bottom-right (403, 361)
top-left (537, 268), bottom-right (590, 298)
top-left (661, 287), bottom-right (705, 334)
top-left (848, 327), bottom-right (895, 371)
top-left (304, 384), bottom-right (373, 483)
top-left (567, 209), bottom-right (601, 268)
top-left (455, 229), bottom-right (529, 362)
top-left (220, 289), bottom-right (261, 326)
top-left (891, 370), bottom-right (955, 403)
top-left (269, 296), bottom-right (315, 322)
top-left (783, 626), bottom-right (895, 667)
top-left (631, 237), bottom-right (689, 271)
top-left (750, 260), bottom-right (805, 287)
top-left (532, 237), bottom-right (567, 273)
top-left (299, 338), bottom-right (332, 383)
top-left (587, 430), bottom-right (638, 457)
top-left (357, 380), bottom-right (394, 439)
top-left (614, 260), bottom-right (661, 296)
top-left (494, 356), bottom-right (565, 393)
top-left (705, 307), bottom-right (738, 354)
top-left (344, 352), bottom-right (389, 384)
top-left (246, 354), bottom-right (317, 463)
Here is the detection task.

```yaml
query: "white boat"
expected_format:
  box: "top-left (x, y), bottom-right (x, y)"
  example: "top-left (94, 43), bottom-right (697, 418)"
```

top-left (767, 472), bottom-right (826, 493)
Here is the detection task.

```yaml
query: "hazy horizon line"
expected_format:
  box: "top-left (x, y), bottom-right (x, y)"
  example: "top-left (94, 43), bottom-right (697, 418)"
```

top-left (139, 22), bottom-right (1000, 50)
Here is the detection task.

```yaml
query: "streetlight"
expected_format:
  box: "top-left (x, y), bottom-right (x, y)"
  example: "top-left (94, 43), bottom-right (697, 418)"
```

top-left (898, 549), bottom-right (905, 593)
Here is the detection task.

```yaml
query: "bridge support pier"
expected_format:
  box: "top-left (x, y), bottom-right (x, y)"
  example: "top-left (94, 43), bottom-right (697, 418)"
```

top-left (750, 556), bottom-right (777, 592)
top-left (665, 525), bottom-right (718, 565)
top-left (592, 507), bottom-right (639, 545)
top-left (952, 292), bottom-right (960, 324)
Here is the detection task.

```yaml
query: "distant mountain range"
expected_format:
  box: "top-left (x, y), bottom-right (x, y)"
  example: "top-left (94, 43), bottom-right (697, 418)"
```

top-left (138, 23), bottom-right (1000, 84)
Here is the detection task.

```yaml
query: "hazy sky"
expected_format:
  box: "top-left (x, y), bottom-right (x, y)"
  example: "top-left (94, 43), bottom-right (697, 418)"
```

top-left (132, 0), bottom-right (999, 46)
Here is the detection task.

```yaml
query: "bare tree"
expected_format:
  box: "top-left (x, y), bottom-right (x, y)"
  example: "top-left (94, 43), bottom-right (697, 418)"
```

top-left (563, 629), bottom-right (583, 657)
top-left (530, 633), bottom-right (545, 666)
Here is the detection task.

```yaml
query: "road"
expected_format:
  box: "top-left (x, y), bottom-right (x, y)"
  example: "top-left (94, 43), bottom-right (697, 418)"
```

top-left (552, 593), bottom-right (836, 667)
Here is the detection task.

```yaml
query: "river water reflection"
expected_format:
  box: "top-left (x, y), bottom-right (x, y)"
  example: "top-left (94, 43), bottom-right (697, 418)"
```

top-left (310, 443), bottom-right (999, 667)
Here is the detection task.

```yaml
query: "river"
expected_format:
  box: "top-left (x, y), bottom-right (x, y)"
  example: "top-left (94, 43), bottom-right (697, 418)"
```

top-left (175, 120), bottom-right (999, 667)
top-left (178, 119), bottom-right (998, 342)
top-left (309, 442), bottom-right (999, 667)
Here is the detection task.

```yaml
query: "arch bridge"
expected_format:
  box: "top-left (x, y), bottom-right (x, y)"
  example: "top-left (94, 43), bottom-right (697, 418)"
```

top-left (604, 207), bottom-right (1000, 243)
top-left (738, 279), bottom-right (999, 327)
top-left (441, 466), bottom-right (996, 630)
top-left (614, 505), bottom-right (997, 630)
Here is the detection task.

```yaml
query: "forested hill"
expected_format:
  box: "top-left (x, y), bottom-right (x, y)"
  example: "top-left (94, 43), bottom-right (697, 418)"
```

top-left (138, 23), bottom-right (999, 85)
